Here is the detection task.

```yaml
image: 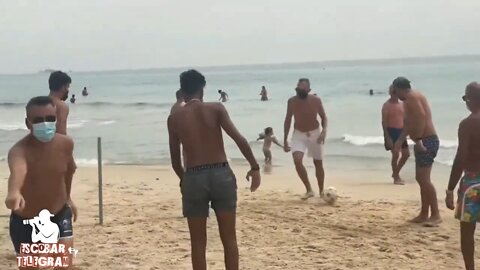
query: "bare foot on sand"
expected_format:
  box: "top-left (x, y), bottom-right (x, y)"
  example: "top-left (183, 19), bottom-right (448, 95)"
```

top-left (392, 174), bottom-right (404, 185)
top-left (408, 215), bottom-right (429, 223)
top-left (424, 216), bottom-right (442, 227)
top-left (393, 180), bottom-right (405, 185)
top-left (301, 191), bottom-right (314, 200)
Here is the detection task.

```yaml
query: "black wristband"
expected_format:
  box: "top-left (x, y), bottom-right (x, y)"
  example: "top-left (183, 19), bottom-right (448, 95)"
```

top-left (251, 164), bottom-right (260, 171)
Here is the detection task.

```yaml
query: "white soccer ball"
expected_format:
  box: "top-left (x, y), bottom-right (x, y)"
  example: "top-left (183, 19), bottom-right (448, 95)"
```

top-left (323, 187), bottom-right (337, 205)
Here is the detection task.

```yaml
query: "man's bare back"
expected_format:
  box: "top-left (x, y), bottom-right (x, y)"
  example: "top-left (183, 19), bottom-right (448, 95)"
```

top-left (9, 134), bottom-right (74, 218)
top-left (289, 95), bottom-right (323, 132)
top-left (460, 114), bottom-right (480, 173)
top-left (51, 98), bottom-right (69, 135)
top-left (403, 90), bottom-right (436, 139)
top-left (169, 101), bottom-right (228, 168)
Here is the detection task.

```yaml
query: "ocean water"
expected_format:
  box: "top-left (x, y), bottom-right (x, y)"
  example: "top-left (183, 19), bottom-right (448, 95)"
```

top-left (0, 56), bottom-right (478, 170)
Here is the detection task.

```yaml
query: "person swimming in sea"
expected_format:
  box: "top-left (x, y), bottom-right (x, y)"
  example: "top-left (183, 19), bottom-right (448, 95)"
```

top-left (260, 86), bottom-right (268, 101)
top-left (257, 127), bottom-right (283, 163)
top-left (218, 90), bottom-right (229, 102)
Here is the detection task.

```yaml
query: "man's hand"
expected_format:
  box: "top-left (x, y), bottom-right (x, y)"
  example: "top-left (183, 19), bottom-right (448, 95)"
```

top-left (67, 198), bottom-right (78, 222)
top-left (284, 141), bottom-right (291, 152)
top-left (445, 191), bottom-right (455, 210)
top-left (5, 192), bottom-right (25, 211)
top-left (384, 137), bottom-right (393, 150)
top-left (414, 141), bottom-right (427, 153)
top-left (317, 131), bottom-right (326, 144)
top-left (246, 170), bottom-right (261, 192)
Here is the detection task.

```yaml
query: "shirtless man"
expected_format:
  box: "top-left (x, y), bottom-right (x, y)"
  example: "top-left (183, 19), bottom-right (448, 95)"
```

top-left (48, 71), bottom-right (79, 222)
top-left (48, 71), bottom-right (71, 135)
top-left (392, 77), bottom-right (441, 224)
top-left (284, 78), bottom-right (328, 199)
top-left (168, 70), bottom-right (260, 270)
top-left (445, 82), bottom-right (480, 270)
top-left (382, 85), bottom-right (410, 185)
top-left (5, 96), bottom-right (77, 269)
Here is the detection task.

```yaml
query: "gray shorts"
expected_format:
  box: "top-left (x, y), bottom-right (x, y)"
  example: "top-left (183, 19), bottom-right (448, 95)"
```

top-left (181, 163), bottom-right (237, 218)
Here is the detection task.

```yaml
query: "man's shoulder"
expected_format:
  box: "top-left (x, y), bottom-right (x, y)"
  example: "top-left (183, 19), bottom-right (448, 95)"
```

top-left (203, 102), bottom-right (226, 111)
top-left (54, 100), bottom-right (68, 110)
top-left (9, 139), bottom-right (27, 157)
top-left (54, 134), bottom-right (74, 146)
top-left (309, 94), bottom-right (322, 102)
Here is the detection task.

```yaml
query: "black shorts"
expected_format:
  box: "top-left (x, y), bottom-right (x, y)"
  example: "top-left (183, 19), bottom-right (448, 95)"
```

top-left (182, 163), bottom-right (237, 218)
top-left (415, 135), bottom-right (440, 167)
top-left (385, 127), bottom-right (408, 150)
top-left (10, 205), bottom-right (73, 254)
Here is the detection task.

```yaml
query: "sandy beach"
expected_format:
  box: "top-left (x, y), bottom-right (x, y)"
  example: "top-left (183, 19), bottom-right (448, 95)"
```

top-left (0, 163), bottom-right (474, 270)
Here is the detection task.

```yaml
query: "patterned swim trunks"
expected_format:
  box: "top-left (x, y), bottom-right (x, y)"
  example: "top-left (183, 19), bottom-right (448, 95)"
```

top-left (414, 135), bottom-right (439, 167)
top-left (455, 172), bottom-right (480, 223)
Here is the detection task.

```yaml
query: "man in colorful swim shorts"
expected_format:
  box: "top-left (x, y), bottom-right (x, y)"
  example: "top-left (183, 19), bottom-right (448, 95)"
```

top-left (445, 82), bottom-right (480, 270)
top-left (393, 77), bottom-right (441, 224)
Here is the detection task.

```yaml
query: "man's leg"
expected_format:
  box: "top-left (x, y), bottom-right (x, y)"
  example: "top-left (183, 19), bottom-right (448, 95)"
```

top-left (187, 217), bottom-right (208, 270)
top-left (313, 159), bottom-right (325, 195)
top-left (397, 147), bottom-right (410, 177)
top-left (460, 222), bottom-right (476, 270)
top-left (216, 211), bottom-right (238, 270)
top-left (55, 237), bottom-right (74, 270)
top-left (412, 166), bottom-right (440, 223)
top-left (391, 149), bottom-right (400, 181)
top-left (292, 152), bottom-right (313, 194)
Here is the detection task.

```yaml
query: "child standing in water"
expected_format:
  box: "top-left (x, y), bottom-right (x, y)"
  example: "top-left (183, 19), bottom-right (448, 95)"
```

top-left (257, 127), bottom-right (283, 163)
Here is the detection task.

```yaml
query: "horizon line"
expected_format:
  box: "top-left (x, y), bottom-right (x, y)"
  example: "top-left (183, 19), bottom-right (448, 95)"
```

top-left (3, 53), bottom-right (480, 76)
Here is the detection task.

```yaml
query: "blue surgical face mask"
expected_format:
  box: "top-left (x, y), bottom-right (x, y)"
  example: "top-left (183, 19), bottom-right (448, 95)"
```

top-left (32, 122), bottom-right (56, 143)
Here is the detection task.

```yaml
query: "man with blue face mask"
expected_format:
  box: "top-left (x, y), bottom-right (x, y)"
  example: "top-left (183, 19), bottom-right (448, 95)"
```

top-left (4, 96), bottom-right (77, 269)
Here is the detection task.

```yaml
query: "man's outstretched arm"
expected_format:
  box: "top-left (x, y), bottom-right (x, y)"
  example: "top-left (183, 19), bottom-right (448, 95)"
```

top-left (218, 105), bottom-right (258, 168)
top-left (5, 147), bottom-right (27, 211)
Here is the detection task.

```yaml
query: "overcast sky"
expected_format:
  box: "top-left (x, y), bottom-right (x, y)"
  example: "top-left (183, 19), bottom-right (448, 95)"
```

top-left (1, 0), bottom-right (479, 74)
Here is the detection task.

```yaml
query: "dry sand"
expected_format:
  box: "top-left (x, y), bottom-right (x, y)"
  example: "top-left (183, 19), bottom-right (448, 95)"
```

top-left (0, 163), bottom-right (476, 269)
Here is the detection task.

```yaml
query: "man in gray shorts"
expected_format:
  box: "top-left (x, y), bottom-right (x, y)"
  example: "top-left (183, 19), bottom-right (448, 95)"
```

top-left (168, 69), bottom-right (261, 270)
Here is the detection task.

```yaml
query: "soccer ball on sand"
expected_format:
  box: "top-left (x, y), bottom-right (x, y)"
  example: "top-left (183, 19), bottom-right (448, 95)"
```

top-left (322, 187), bottom-right (337, 205)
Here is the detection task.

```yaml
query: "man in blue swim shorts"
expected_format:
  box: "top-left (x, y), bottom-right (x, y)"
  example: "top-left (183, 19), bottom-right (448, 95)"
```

top-left (393, 77), bottom-right (441, 224)
top-left (382, 85), bottom-right (410, 184)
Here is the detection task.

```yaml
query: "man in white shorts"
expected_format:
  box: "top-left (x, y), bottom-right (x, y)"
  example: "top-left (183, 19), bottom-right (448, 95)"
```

top-left (284, 78), bottom-right (328, 199)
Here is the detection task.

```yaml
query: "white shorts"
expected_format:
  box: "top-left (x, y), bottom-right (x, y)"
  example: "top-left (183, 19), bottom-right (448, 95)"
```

top-left (291, 129), bottom-right (324, 160)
